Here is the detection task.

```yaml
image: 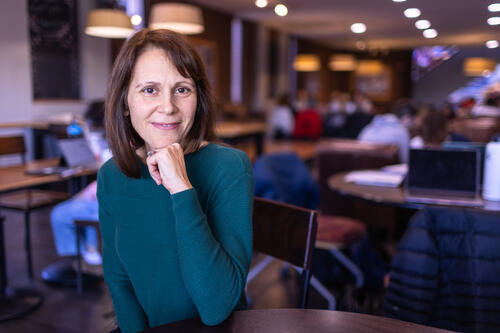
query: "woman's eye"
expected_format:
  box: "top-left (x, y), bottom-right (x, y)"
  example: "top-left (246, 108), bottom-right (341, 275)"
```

top-left (176, 87), bottom-right (191, 95)
top-left (142, 87), bottom-right (157, 95)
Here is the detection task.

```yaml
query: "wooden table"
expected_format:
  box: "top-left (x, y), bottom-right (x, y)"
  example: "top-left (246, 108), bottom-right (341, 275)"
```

top-left (215, 121), bottom-right (267, 157)
top-left (0, 160), bottom-right (96, 321)
top-left (264, 140), bottom-right (317, 162)
top-left (0, 159), bottom-right (66, 192)
top-left (143, 309), bottom-right (453, 333)
top-left (328, 171), bottom-right (500, 212)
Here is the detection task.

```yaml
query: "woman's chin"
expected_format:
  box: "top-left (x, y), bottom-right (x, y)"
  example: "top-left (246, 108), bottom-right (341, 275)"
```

top-left (146, 141), bottom-right (179, 151)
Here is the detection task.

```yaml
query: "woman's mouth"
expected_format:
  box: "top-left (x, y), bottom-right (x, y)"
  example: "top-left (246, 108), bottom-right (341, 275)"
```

top-left (152, 122), bottom-right (180, 130)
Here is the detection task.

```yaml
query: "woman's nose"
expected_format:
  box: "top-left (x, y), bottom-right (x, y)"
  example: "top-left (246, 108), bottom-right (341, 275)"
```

top-left (156, 93), bottom-right (177, 114)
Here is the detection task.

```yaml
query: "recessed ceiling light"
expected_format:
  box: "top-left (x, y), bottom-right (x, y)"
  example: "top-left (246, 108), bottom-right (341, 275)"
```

top-left (392, 0), bottom-right (406, 2)
top-left (488, 3), bottom-right (500, 12)
top-left (255, 0), bottom-right (268, 8)
top-left (404, 8), bottom-right (421, 18)
top-left (415, 19), bottom-right (431, 29)
top-left (274, 4), bottom-right (288, 16)
top-left (130, 14), bottom-right (142, 26)
top-left (486, 40), bottom-right (499, 48)
top-left (423, 28), bottom-right (438, 38)
top-left (351, 23), bottom-right (367, 33)
top-left (487, 16), bottom-right (500, 25)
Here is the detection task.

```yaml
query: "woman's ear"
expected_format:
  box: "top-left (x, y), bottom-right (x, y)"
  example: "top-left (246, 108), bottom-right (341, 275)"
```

top-left (124, 109), bottom-right (130, 116)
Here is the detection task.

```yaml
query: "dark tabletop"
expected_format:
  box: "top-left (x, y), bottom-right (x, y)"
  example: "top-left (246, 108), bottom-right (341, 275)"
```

top-left (143, 309), bottom-right (454, 333)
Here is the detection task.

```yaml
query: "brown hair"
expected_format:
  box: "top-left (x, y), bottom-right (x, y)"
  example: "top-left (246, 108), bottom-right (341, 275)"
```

top-left (105, 29), bottom-right (216, 178)
top-left (421, 109), bottom-right (448, 145)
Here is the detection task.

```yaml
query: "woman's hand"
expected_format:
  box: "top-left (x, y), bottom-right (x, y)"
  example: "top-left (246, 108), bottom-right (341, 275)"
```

top-left (146, 143), bottom-right (192, 194)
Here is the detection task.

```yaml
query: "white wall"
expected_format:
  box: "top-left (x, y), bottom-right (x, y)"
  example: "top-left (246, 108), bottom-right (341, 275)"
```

top-left (0, 0), bottom-right (110, 124)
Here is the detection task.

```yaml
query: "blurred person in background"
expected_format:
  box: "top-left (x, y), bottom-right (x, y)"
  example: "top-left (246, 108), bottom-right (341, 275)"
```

top-left (456, 97), bottom-right (476, 118)
top-left (293, 91), bottom-right (323, 140)
top-left (471, 90), bottom-right (500, 117)
top-left (358, 104), bottom-right (410, 163)
top-left (353, 92), bottom-right (373, 114)
top-left (50, 100), bottom-right (110, 266)
top-left (410, 108), bottom-right (469, 148)
top-left (267, 94), bottom-right (295, 139)
top-left (293, 88), bottom-right (311, 114)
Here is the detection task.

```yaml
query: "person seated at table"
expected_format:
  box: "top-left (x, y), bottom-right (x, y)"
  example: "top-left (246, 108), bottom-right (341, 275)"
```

top-left (293, 88), bottom-right (311, 114)
top-left (358, 105), bottom-right (410, 163)
top-left (393, 99), bottom-right (418, 137)
top-left (456, 97), bottom-right (476, 118)
top-left (50, 101), bottom-right (110, 266)
top-left (353, 92), bottom-right (373, 114)
top-left (267, 94), bottom-right (294, 139)
top-left (98, 29), bottom-right (253, 332)
top-left (323, 92), bottom-right (354, 137)
top-left (410, 108), bottom-right (469, 148)
top-left (471, 90), bottom-right (500, 117)
top-left (293, 92), bottom-right (323, 140)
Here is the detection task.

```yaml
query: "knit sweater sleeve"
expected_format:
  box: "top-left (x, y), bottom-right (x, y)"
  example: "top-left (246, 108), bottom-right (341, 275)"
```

top-left (170, 151), bottom-right (254, 326)
top-left (97, 167), bottom-right (149, 333)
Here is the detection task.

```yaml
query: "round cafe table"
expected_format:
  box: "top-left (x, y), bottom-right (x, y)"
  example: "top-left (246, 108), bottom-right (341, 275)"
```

top-left (143, 309), bottom-right (453, 333)
top-left (328, 171), bottom-right (500, 212)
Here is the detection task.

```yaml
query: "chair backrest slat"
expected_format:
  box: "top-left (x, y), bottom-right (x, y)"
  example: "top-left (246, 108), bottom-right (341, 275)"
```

top-left (0, 136), bottom-right (26, 157)
top-left (252, 197), bottom-right (317, 270)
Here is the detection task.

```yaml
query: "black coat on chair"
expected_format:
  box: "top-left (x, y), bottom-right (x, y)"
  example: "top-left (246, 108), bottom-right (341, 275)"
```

top-left (384, 207), bottom-right (500, 333)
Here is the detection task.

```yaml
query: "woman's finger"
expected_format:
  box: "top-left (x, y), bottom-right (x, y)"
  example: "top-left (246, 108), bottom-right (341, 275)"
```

top-left (148, 143), bottom-right (191, 193)
top-left (146, 151), bottom-right (162, 185)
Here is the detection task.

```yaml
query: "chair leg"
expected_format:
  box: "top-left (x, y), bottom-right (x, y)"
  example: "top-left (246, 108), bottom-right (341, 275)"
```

top-left (299, 269), bottom-right (311, 308)
top-left (24, 211), bottom-right (33, 280)
top-left (328, 249), bottom-right (364, 289)
top-left (310, 275), bottom-right (336, 310)
top-left (76, 225), bottom-right (83, 295)
top-left (295, 267), bottom-right (336, 310)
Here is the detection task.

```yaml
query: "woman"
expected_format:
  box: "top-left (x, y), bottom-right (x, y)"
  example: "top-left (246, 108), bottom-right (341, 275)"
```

top-left (97, 29), bottom-right (254, 332)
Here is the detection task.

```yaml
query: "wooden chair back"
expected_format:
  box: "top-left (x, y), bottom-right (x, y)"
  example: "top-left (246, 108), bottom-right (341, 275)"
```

top-left (315, 139), bottom-right (399, 215)
top-left (0, 136), bottom-right (26, 162)
top-left (253, 197), bottom-right (317, 308)
top-left (315, 138), bottom-right (402, 241)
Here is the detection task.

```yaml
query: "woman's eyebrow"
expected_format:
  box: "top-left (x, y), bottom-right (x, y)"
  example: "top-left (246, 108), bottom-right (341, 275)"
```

top-left (134, 80), bottom-right (160, 89)
top-left (175, 79), bottom-right (194, 86)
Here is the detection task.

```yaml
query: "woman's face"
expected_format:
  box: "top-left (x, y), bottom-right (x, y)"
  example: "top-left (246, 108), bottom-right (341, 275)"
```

top-left (127, 47), bottom-right (197, 152)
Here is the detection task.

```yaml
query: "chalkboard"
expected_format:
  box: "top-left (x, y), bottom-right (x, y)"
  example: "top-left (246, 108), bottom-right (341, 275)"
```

top-left (28, 0), bottom-right (80, 100)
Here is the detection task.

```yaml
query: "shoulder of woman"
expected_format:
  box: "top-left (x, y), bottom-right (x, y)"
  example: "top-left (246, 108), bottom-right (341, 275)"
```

top-left (98, 157), bottom-right (119, 177)
top-left (97, 158), bottom-right (127, 190)
top-left (199, 143), bottom-right (252, 174)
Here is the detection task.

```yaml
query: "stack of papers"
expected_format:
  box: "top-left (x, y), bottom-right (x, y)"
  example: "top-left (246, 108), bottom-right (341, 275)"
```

top-left (344, 170), bottom-right (405, 188)
top-left (381, 163), bottom-right (408, 175)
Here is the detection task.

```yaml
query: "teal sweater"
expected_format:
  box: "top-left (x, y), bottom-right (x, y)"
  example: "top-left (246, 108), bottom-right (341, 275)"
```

top-left (97, 143), bottom-right (254, 332)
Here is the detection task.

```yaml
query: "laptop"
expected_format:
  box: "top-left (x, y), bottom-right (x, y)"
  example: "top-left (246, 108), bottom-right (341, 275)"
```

top-left (405, 147), bottom-right (483, 207)
top-left (442, 141), bottom-right (486, 185)
top-left (25, 138), bottom-right (99, 177)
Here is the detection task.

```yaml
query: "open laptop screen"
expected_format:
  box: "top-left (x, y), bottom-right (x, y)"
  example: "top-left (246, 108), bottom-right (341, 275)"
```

top-left (407, 148), bottom-right (479, 195)
top-left (57, 138), bottom-right (97, 168)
